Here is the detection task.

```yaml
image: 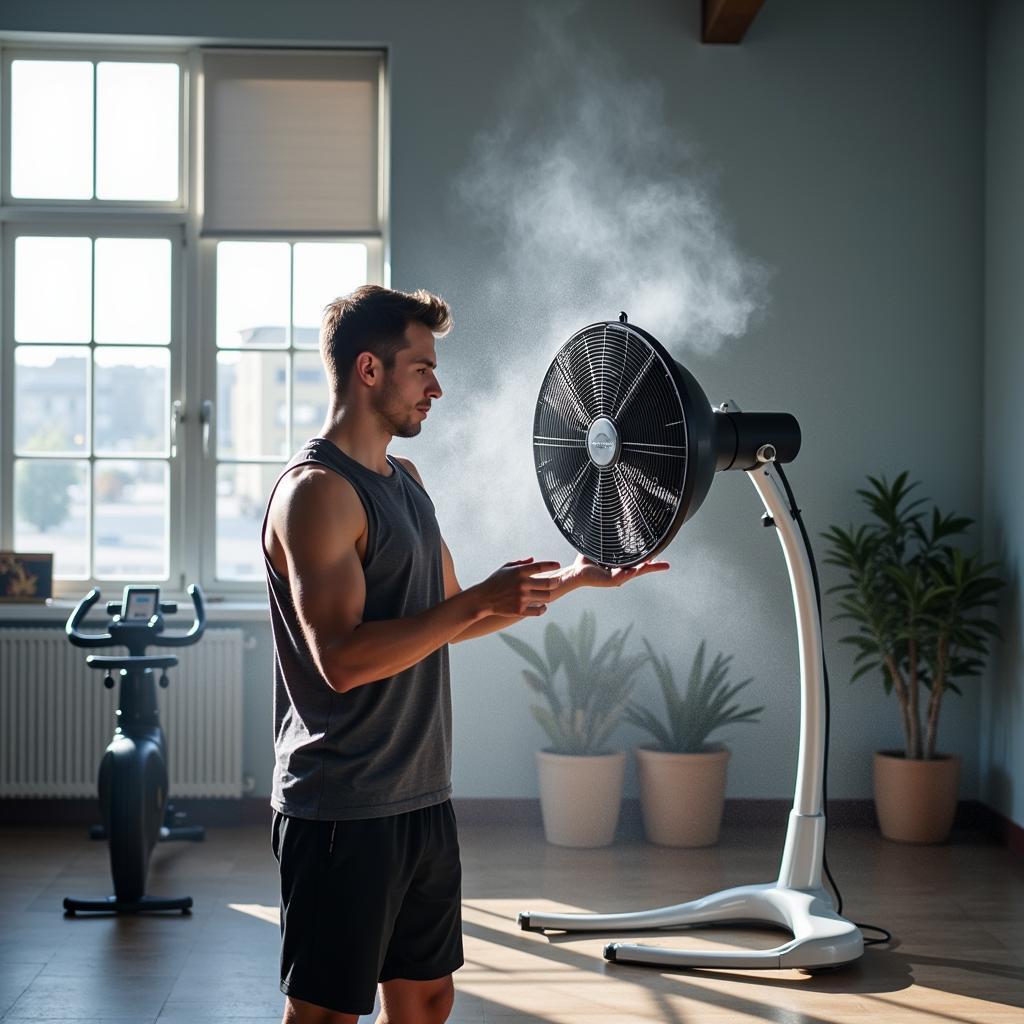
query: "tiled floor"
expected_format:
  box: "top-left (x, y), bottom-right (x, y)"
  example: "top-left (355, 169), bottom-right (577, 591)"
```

top-left (1, 820), bottom-right (1022, 1022)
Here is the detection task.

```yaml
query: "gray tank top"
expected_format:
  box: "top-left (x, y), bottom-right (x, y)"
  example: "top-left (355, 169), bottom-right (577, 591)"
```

top-left (263, 436), bottom-right (452, 821)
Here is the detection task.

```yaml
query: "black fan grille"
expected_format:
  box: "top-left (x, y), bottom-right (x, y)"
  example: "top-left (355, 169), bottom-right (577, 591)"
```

top-left (534, 322), bottom-right (688, 565)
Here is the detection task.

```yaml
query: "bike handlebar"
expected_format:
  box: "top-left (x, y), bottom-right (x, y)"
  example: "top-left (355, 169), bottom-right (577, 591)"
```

top-left (66, 589), bottom-right (112, 647)
top-left (159, 585), bottom-right (207, 646)
top-left (66, 584), bottom-right (207, 648)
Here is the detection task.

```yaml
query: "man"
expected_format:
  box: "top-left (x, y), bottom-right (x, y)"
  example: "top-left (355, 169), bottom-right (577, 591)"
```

top-left (261, 285), bottom-right (667, 1024)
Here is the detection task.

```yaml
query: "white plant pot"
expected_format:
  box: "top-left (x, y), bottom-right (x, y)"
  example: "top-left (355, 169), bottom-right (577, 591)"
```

top-left (636, 745), bottom-right (731, 847)
top-left (535, 749), bottom-right (626, 848)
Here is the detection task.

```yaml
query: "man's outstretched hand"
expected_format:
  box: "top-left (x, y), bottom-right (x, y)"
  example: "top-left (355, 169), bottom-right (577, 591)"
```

top-left (568, 552), bottom-right (670, 589)
top-left (452, 551), bottom-right (670, 642)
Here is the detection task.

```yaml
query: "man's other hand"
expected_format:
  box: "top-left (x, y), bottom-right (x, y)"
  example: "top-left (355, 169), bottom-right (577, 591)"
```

top-left (569, 552), bottom-right (669, 588)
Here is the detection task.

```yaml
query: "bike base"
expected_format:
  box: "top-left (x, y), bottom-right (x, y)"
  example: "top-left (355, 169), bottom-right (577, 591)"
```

top-left (63, 894), bottom-right (193, 916)
top-left (88, 825), bottom-right (206, 842)
top-left (161, 825), bottom-right (206, 841)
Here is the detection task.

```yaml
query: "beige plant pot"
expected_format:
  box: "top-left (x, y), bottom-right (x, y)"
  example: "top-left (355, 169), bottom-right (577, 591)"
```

top-left (873, 750), bottom-right (961, 844)
top-left (535, 749), bottom-right (626, 848)
top-left (636, 745), bottom-right (731, 847)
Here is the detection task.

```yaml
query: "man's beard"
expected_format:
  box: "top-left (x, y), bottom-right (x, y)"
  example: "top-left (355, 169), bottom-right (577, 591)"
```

top-left (374, 377), bottom-right (422, 439)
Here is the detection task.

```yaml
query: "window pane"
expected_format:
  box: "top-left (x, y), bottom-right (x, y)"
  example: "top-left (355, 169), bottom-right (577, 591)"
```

top-left (94, 238), bottom-right (172, 345)
top-left (96, 62), bottom-right (180, 201)
top-left (94, 348), bottom-right (170, 455)
top-left (94, 460), bottom-right (168, 579)
top-left (14, 459), bottom-right (89, 578)
top-left (292, 243), bottom-right (367, 346)
top-left (292, 352), bottom-right (329, 441)
top-left (217, 351), bottom-right (289, 458)
top-left (15, 346), bottom-right (89, 454)
top-left (15, 237), bottom-right (92, 343)
top-left (216, 242), bottom-right (290, 348)
top-left (11, 60), bottom-right (93, 200)
top-left (217, 463), bottom-right (280, 581)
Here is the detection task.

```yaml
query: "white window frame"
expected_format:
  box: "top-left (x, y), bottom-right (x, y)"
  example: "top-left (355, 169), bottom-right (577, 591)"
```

top-left (0, 40), bottom-right (389, 602)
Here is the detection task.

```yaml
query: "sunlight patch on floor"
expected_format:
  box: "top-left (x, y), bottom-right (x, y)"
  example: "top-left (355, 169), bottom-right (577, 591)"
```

top-left (228, 902), bottom-right (280, 924)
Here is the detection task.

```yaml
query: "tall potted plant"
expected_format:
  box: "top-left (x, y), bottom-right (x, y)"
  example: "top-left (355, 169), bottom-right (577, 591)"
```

top-left (501, 611), bottom-right (647, 847)
top-left (626, 639), bottom-right (763, 847)
top-left (823, 472), bottom-right (1005, 843)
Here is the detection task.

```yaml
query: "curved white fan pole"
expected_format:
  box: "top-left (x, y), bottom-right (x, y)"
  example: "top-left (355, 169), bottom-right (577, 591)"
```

top-left (517, 450), bottom-right (864, 971)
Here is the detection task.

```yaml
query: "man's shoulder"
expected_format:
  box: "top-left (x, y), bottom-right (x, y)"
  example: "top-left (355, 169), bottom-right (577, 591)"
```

top-left (277, 462), bottom-right (352, 496)
top-left (271, 464), bottom-right (363, 524)
top-left (393, 456), bottom-right (425, 488)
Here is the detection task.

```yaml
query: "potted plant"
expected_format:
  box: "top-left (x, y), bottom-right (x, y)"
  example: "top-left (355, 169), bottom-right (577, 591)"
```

top-left (501, 610), bottom-right (647, 847)
top-left (823, 472), bottom-right (1005, 843)
top-left (626, 639), bottom-right (763, 847)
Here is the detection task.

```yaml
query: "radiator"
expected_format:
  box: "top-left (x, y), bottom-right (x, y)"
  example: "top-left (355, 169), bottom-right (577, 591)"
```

top-left (0, 627), bottom-right (245, 798)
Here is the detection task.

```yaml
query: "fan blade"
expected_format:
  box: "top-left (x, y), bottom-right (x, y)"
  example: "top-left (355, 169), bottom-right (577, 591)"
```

top-left (534, 435), bottom-right (587, 449)
top-left (553, 357), bottom-right (597, 424)
top-left (611, 349), bottom-right (656, 421)
top-left (618, 457), bottom-right (677, 520)
top-left (537, 383), bottom-right (588, 434)
top-left (620, 440), bottom-right (687, 459)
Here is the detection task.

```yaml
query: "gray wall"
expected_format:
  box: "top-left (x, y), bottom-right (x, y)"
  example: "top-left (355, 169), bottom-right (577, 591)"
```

top-left (0, 1), bottom-right (991, 804)
top-left (983, 0), bottom-right (1024, 829)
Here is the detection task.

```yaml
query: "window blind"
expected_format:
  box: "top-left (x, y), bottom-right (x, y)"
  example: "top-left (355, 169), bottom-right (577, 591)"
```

top-left (201, 49), bottom-right (381, 234)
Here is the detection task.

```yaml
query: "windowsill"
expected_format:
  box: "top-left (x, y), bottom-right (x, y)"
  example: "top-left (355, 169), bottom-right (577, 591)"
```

top-left (0, 599), bottom-right (271, 624)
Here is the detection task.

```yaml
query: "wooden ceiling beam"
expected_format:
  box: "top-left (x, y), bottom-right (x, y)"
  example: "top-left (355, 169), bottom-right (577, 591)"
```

top-left (702, 0), bottom-right (766, 44)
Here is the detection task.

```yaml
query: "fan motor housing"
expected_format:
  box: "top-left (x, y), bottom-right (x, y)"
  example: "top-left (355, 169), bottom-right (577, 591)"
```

top-left (715, 410), bottom-right (802, 472)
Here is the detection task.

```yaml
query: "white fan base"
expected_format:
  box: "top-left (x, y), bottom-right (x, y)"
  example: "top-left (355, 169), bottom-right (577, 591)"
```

top-left (520, 882), bottom-right (863, 970)
top-left (516, 451), bottom-right (866, 974)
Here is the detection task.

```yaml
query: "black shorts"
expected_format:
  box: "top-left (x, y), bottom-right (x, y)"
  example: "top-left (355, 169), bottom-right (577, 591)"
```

top-left (271, 800), bottom-right (464, 1017)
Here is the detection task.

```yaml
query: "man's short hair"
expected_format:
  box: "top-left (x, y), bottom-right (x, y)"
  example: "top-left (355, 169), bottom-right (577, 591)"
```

top-left (321, 285), bottom-right (452, 394)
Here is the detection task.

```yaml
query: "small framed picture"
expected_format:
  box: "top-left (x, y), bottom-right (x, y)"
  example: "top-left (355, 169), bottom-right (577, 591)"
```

top-left (0, 551), bottom-right (54, 602)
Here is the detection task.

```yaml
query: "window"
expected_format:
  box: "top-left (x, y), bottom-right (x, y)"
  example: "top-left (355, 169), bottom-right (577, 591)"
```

top-left (9, 230), bottom-right (177, 581)
top-left (10, 58), bottom-right (181, 202)
top-left (0, 45), bottom-right (387, 598)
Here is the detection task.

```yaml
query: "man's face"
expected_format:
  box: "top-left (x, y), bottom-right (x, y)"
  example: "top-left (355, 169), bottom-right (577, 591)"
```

top-left (373, 321), bottom-right (442, 438)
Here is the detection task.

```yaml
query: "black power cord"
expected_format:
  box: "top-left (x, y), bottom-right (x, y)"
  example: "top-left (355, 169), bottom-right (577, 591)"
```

top-left (773, 463), bottom-right (892, 949)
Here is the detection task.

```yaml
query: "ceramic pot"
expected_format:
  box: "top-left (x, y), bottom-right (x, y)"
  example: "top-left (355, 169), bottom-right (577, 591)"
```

top-left (873, 750), bottom-right (960, 843)
top-left (535, 749), bottom-right (626, 847)
top-left (636, 745), bottom-right (731, 847)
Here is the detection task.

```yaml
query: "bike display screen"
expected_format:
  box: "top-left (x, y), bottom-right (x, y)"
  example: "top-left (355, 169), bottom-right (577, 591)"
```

top-left (122, 586), bottom-right (159, 622)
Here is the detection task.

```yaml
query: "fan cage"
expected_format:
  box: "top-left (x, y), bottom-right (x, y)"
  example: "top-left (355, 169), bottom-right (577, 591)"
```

top-left (533, 322), bottom-right (689, 567)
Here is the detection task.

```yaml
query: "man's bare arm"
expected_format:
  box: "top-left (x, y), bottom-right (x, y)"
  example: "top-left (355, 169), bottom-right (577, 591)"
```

top-left (280, 470), bottom-right (558, 692)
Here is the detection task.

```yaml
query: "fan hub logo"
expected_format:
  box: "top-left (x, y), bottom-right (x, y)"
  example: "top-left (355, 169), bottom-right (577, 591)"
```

top-left (587, 417), bottom-right (620, 468)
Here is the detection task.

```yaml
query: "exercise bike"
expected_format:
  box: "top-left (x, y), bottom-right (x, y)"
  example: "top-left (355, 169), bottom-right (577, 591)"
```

top-left (63, 583), bottom-right (207, 916)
